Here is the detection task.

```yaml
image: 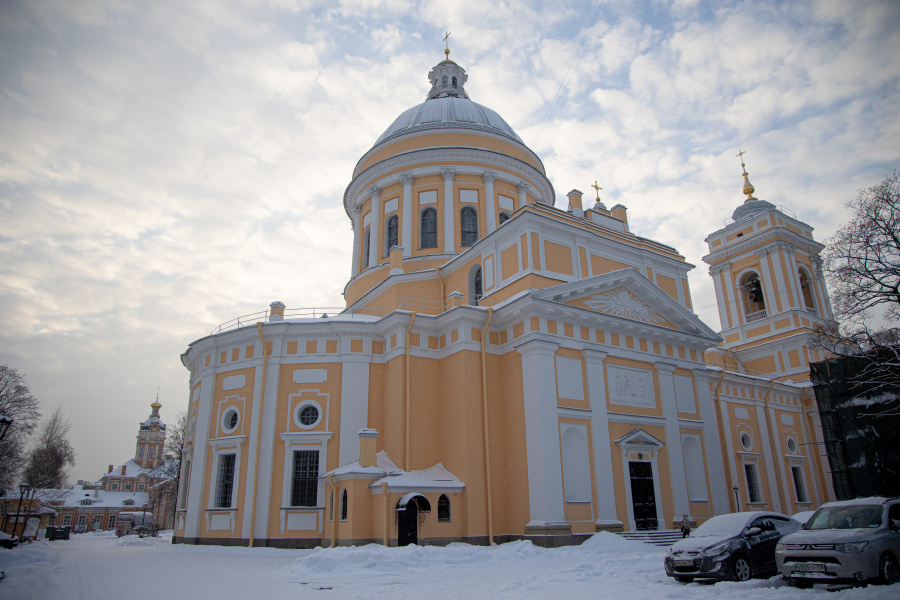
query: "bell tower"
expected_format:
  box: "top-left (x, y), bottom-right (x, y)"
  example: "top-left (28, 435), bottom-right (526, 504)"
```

top-left (135, 397), bottom-right (167, 469)
top-left (702, 153), bottom-right (834, 382)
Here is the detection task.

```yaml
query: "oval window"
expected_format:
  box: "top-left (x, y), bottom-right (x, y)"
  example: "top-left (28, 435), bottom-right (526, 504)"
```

top-left (222, 408), bottom-right (240, 434)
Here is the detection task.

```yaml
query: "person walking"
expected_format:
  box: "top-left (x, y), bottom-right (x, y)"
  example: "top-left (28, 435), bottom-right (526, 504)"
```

top-left (680, 514), bottom-right (691, 538)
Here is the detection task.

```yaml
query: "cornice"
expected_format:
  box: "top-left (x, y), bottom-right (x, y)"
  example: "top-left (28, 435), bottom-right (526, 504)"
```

top-left (702, 227), bottom-right (825, 265)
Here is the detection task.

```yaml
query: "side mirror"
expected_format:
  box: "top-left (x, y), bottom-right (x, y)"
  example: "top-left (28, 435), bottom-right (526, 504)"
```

top-left (745, 526), bottom-right (762, 537)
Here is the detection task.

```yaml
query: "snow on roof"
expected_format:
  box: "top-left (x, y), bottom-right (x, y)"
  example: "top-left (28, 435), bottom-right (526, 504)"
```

top-left (370, 462), bottom-right (465, 493)
top-left (102, 458), bottom-right (177, 480)
top-left (326, 451), bottom-right (402, 478)
top-left (31, 484), bottom-right (151, 509)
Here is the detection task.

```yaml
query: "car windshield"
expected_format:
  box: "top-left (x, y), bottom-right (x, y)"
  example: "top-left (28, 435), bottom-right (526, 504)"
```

top-left (806, 506), bottom-right (882, 530)
top-left (691, 513), bottom-right (751, 537)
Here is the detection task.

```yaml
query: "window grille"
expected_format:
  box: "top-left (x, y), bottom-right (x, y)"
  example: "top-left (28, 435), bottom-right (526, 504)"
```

top-left (386, 215), bottom-right (399, 254)
top-left (438, 494), bottom-right (451, 521)
top-left (215, 454), bottom-right (236, 508)
top-left (461, 207), bottom-right (478, 247)
top-left (108, 515), bottom-right (116, 529)
top-left (791, 466), bottom-right (808, 503)
top-left (744, 463), bottom-right (761, 503)
top-left (362, 228), bottom-right (370, 268)
top-left (290, 450), bottom-right (319, 507)
top-left (421, 208), bottom-right (437, 248)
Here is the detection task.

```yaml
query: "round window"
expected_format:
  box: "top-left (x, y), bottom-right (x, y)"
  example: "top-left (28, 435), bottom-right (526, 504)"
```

top-left (740, 431), bottom-right (753, 451)
top-left (293, 400), bottom-right (322, 429)
top-left (222, 408), bottom-right (240, 434)
top-left (786, 437), bottom-right (798, 454)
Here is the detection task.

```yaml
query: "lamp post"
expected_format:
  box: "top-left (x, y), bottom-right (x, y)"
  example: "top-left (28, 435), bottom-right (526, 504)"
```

top-left (733, 485), bottom-right (741, 512)
top-left (15, 482), bottom-right (29, 539)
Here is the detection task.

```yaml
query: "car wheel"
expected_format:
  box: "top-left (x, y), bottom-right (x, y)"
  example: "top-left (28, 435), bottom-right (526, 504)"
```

top-left (674, 576), bottom-right (694, 583)
top-left (732, 555), bottom-right (752, 582)
top-left (879, 554), bottom-right (900, 586)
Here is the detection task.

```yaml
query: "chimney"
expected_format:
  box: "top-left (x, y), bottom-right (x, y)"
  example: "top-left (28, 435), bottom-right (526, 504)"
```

top-left (268, 301), bottom-right (285, 322)
top-left (566, 189), bottom-right (584, 218)
top-left (610, 204), bottom-right (629, 231)
top-left (122, 465), bottom-right (126, 476)
top-left (389, 246), bottom-right (404, 276)
top-left (108, 464), bottom-right (114, 473)
top-left (359, 428), bottom-right (378, 468)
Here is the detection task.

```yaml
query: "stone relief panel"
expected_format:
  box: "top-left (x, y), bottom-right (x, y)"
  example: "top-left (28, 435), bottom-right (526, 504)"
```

top-left (581, 287), bottom-right (665, 325)
top-left (607, 365), bottom-right (655, 408)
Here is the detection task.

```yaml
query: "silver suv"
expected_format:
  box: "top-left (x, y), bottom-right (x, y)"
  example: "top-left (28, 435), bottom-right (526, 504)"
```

top-left (776, 497), bottom-right (900, 587)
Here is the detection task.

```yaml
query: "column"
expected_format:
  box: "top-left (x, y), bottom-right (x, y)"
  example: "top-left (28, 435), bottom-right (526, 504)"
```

top-left (516, 181), bottom-right (531, 210)
top-left (400, 173), bottom-right (414, 258)
top-left (721, 263), bottom-right (741, 329)
top-left (483, 171), bottom-right (497, 233)
top-left (811, 255), bottom-right (833, 319)
top-left (783, 245), bottom-right (803, 310)
top-left (350, 204), bottom-right (362, 276)
top-left (183, 373), bottom-right (216, 540)
top-left (755, 248), bottom-right (780, 315)
top-left (339, 356), bottom-right (371, 466)
top-left (442, 169), bottom-right (456, 253)
top-left (692, 369), bottom-right (731, 516)
top-left (367, 186), bottom-right (381, 267)
top-left (710, 265), bottom-right (730, 331)
top-left (771, 243), bottom-right (795, 310)
top-left (656, 362), bottom-right (690, 524)
top-left (583, 349), bottom-right (619, 526)
top-left (516, 339), bottom-right (567, 528)
top-left (246, 348), bottom-right (281, 543)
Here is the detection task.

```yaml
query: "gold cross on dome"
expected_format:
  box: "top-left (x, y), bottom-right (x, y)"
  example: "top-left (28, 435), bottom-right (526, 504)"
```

top-left (736, 148), bottom-right (747, 170)
top-left (443, 31), bottom-right (451, 57)
top-left (591, 180), bottom-right (602, 200)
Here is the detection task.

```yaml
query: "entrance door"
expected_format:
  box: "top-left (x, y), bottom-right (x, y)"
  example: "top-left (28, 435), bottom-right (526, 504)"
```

top-left (629, 461), bottom-right (658, 531)
top-left (398, 502), bottom-right (418, 546)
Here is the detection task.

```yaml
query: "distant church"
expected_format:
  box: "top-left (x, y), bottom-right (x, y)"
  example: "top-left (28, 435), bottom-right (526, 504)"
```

top-left (173, 49), bottom-right (835, 548)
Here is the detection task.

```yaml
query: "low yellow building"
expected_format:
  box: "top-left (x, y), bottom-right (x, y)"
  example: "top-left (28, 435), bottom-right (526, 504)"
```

top-left (173, 52), bottom-right (833, 548)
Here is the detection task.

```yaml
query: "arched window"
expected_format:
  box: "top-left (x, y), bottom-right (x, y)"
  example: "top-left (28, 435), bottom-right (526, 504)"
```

top-left (138, 446), bottom-right (143, 458)
top-left (421, 208), bottom-right (437, 248)
top-left (451, 76), bottom-right (458, 86)
top-left (498, 212), bottom-right (511, 224)
top-left (362, 228), bottom-right (370, 268)
top-left (469, 264), bottom-right (483, 306)
top-left (385, 215), bottom-right (399, 255)
top-left (340, 488), bottom-right (348, 521)
top-left (441, 75), bottom-right (448, 86)
top-left (798, 268), bottom-right (817, 314)
top-left (740, 272), bottom-right (766, 321)
top-left (148, 446), bottom-right (154, 459)
top-left (460, 206), bottom-right (478, 247)
top-left (438, 494), bottom-right (451, 521)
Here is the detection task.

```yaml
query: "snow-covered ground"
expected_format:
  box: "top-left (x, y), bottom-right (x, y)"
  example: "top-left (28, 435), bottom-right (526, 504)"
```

top-left (0, 531), bottom-right (897, 599)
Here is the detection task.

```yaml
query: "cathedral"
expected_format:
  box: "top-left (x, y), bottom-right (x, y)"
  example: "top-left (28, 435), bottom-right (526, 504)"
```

top-left (173, 50), bottom-right (835, 548)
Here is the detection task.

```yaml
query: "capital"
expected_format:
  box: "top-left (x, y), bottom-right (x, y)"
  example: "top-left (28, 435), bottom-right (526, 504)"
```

top-left (399, 173), bottom-right (415, 186)
top-left (482, 170), bottom-right (496, 184)
top-left (441, 168), bottom-right (456, 181)
top-left (516, 181), bottom-right (532, 193)
top-left (754, 249), bottom-right (769, 258)
top-left (367, 185), bottom-right (382, 200)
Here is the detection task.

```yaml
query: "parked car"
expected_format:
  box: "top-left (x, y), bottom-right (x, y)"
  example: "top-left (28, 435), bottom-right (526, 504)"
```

top-left (665, 512), bottom-right (801, 583)
top-left (0, 532), bottom-right (18, 549)
top-left (776, 497), bottom-right (900, 588)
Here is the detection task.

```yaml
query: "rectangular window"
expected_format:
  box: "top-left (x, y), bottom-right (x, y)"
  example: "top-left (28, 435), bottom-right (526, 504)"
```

top-left (215, 453), bottom-right (236, 508)
top-left (137, 483), bottom-right (145, 491)
top-left (744, 463), bottom-right (761, 504)
top-left (290, 450), bottom-right (320, 507)
top-left (49, 515), bottom-right (57, 526)
top-left (108, 515), bottom-right (116, 529)
top-left (78, 515), bottom-right (86, 526)
top-left (63, 515), bottom-right (71, 526)
top-left (791, 466), bottom-right (808, 503)
top-left (179, 460), bottom-right (192, 509)
top-left (124, 483), bottom-right (132, 491)
top-left (111, 483), bottom-right (119, 491)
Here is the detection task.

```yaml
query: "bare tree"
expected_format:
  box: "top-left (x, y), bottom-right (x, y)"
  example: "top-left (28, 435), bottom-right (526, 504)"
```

top-left (148, 410), bottom-right (186, 529)
top-left (22, 406), bottom-right (76, 489)
top-left (814, 171), bottom-right (900, 414)
top-left (0, 365), bottom-right (42, 488)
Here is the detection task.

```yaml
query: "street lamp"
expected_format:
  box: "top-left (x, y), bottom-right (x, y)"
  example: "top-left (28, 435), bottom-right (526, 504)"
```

top-left (0, 414), bottom-right (12, 441)
top-left (15, 482), bottom-right (29, 540)
top-left (733, 485), bottom-right (741, 512)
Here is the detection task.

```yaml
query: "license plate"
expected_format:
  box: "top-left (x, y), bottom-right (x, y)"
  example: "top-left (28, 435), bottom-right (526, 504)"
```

top-left (793, 563), bottom-right (825, 572)
top-left (674, 560), bottom-right (695, 567)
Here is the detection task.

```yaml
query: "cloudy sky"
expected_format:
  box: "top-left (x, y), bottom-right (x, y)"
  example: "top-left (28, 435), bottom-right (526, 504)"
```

top-left (1, 0), bottom-right (898, 483)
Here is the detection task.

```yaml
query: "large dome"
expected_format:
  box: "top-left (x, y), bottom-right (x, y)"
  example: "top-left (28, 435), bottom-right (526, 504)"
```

top-left (374, 96), bottom-right (523, 146)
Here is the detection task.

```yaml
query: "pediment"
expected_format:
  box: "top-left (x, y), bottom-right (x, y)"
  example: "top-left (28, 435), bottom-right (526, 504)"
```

top-left (532, 269), bottom-right (720, 341)
top-left (615, 428), bottom-right (664, 448)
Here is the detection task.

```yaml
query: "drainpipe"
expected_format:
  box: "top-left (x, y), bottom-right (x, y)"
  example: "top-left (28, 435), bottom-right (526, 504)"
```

top-left (320, 477), bottom-right (331, 548)
top-left (712, 370), bottom-right (737, 511)
top-left (762, 380), bottom-right (787, 512)
top-left (405, 312), bottom-right (417, 471)
top-left (381, 481), bottom-right (389, 546)
top-left (480, 308), bottom-right (495, 545)
top-left (248, 323), bottom-right (269, 548)
top-left (328, 474), bottom-right (337, 548)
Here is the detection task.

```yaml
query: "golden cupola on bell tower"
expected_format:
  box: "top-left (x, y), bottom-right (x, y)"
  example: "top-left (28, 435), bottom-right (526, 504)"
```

top-left (702, 151), bottom-right (834, 382)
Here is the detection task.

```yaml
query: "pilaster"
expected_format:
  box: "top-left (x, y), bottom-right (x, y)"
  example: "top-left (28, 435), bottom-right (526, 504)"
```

top-left (400, 173), bottom-right (414, 258)
top-left (582, 349), bottom-right (619, 526)
top-left (367, 186), bottom-right (382, 267)
top-left (442, 169), bottom-right (456, 253)
top-left (483, 171), bottom-right (497, 234)
top-left (656, 362), bottom-right (690, 521)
